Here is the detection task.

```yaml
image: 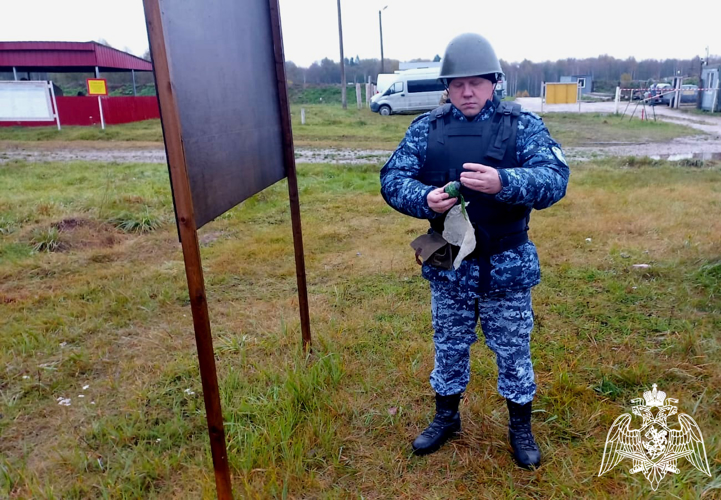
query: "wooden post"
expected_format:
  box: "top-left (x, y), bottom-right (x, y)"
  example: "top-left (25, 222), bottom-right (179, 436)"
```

top-left (356, 83), bottom-right (362, 109)
top-left (268, 0), bottom-right (312, 352)
top-left (301, 107), bottom-right (306, 125)
top-left (143, 1), bottom-right (233, 498)
top-left (614, 86), bottom-right (620, 114)
top-left (366, 75), bottom-right (371, 106)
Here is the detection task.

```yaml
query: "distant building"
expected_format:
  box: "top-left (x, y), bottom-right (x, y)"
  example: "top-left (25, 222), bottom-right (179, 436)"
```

top-left (701, 66), bottom-right (720, 112)
top-left (0, 41), bottom-right (157, 127)
top-left (560, 74), bottom-right (593, 96)
top-left (399, 61), bottom-right (441, 71)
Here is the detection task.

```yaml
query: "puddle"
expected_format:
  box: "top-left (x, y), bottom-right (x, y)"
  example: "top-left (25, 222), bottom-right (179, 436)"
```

top-left (649, 152), bottom-right (721, 161)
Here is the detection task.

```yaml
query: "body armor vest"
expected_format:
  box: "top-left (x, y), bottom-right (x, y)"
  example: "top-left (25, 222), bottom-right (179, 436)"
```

top-left (419, 98), bottom-right (531, 259)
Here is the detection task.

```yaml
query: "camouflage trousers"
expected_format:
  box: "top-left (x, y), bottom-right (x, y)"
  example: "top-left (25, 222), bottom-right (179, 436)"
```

top-left (429, 282), bottom-right (536, 404)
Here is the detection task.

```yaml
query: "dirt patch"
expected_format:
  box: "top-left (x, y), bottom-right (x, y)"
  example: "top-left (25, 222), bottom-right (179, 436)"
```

top-left (0, 145), bottom-right (168, 164)
top-left (199, 231), bottom-right (226, 247)
top-left (0, 293), bottom-right (17, 304)
top-left (25, 218), bottom-right (128, 253)
top-left (61, 222), bottom-right (120, 250)
top-left (52, 217), bottom-right (88, 232)
top-left (0, 143), bottom-right (390, 165)
top-left (295, 148), bottom-right (390, 164)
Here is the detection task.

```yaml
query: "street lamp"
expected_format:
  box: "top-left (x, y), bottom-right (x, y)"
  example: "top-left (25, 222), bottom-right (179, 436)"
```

top-left (379, 5), bottom-right (387, 74)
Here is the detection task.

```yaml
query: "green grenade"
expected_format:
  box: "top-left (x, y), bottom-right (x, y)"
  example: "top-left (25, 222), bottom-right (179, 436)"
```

top-left (443, 181), bottom-right (467, 220)
top-left (444, 181), bottom-right (461, 198)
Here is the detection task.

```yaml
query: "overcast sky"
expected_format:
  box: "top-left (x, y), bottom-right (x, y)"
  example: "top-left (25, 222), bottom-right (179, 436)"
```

top-left (4, 0), bottom-right (719, 67)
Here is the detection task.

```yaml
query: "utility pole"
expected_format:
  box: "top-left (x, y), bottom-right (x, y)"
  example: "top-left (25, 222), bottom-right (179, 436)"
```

top-left (337, 0), bottom-right (347, 109)
top-left (379, 9), bottom-right (385, 74)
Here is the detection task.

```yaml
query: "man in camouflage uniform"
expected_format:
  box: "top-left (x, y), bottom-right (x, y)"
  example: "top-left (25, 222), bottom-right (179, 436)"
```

top-left (380, 33), bottom-right (569, 468)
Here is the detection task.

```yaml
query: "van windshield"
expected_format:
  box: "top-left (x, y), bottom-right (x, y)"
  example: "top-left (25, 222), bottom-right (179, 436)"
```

top-left (383, 82), bottom-right (404, 96)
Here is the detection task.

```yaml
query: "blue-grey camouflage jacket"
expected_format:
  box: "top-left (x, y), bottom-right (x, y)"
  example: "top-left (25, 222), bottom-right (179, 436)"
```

top-left (380, 100), bottom-right (570, 296)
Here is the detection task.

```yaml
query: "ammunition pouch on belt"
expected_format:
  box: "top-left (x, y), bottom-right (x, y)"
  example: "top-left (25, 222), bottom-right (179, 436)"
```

top-left (410, 231), bottom-right (457, 270)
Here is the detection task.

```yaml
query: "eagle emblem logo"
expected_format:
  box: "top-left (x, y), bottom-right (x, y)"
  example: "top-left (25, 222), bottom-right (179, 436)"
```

top-left (599, 384), bottom-right (711, 490)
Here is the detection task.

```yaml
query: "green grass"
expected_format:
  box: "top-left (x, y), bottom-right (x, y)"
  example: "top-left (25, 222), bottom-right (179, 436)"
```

top-left (107, 210), bottom-right (164, 233)
top-left (0, 105), bottom-right (704, 150)
top-left (0, 119), bottom-right (164, 142)
top-left (287, 84), bottom-right (368, 105)
top-left (1, 157), bottom-right (721, 498)
top-left (541, 112), bottom-right (700, 146)
top-left (29, 226), bottom-right (61, 253)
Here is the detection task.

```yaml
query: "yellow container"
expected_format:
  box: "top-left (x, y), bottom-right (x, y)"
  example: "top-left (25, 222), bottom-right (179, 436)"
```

top-left (545, 83), bottom-right (578, 104)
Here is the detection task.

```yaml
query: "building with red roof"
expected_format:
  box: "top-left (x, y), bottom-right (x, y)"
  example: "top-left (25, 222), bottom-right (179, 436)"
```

top-left (1, 42), bottom-right (159, 127)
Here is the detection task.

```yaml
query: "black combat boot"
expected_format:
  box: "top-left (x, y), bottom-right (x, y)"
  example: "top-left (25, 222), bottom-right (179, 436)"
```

top-left (507, 399), bottom-right (541, 469)
top-left (412, 393), bottom-right (461, 456)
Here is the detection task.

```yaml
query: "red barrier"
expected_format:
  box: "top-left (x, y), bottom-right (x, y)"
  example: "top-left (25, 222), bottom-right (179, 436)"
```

top-left (101, 97), bottom-right (160, 124)
top-left (0, 96), bottom-right (160, 127)
top-left (57, 96), bottom-right (101, 125)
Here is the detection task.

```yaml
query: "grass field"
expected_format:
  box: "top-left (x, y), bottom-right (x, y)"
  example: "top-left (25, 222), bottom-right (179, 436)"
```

top-left (1, 155), bottom-right (720, 498)
top-left (0, 106), bottom-right (703, 151)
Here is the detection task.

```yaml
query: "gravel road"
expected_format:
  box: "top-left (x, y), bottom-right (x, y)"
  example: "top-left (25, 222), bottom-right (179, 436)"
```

top-left (2, 101), bottom-right (719, 165)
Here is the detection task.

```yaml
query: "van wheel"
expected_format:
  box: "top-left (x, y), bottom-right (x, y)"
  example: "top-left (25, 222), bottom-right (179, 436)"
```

top-left (379, 105), bottom-right (391, 116)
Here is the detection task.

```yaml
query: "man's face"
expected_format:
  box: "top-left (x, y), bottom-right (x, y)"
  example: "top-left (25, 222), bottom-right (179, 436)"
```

top-left (447, 76), bottom-right (495, 118)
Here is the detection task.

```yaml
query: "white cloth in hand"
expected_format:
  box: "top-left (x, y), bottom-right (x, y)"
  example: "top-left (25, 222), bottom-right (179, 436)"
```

top-left (442, 203), bottom-right (476, 270)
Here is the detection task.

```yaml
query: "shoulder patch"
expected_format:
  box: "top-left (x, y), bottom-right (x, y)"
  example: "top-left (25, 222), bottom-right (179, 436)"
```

top-left (551, 146), bottom-right (568, 166)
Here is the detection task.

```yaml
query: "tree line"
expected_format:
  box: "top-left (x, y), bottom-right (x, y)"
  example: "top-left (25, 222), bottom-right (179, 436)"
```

top-left (286, 54), bottom-right (718, 97)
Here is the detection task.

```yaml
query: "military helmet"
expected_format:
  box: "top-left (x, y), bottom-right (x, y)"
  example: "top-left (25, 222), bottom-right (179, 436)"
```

top-left (439, 33), bottom-right (503, 85)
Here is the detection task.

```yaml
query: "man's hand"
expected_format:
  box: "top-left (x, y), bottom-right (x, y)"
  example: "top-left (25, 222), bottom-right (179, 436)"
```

top-left (427, 185), bottom-right (457, 214)
top-left (460, 163), bottom-right (502, 194)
